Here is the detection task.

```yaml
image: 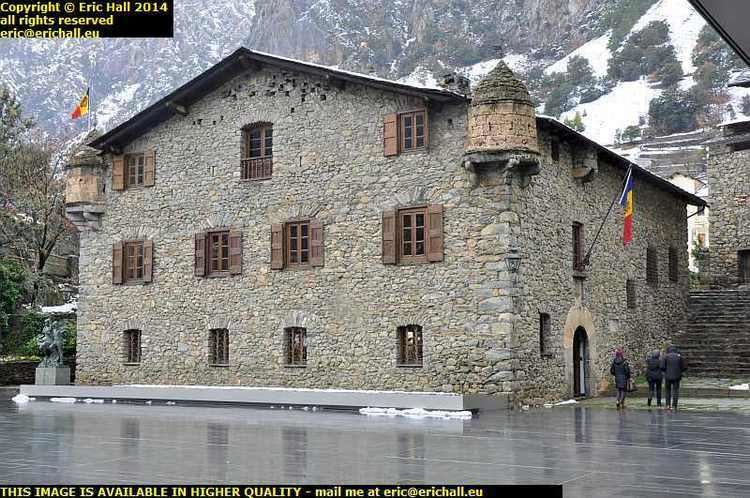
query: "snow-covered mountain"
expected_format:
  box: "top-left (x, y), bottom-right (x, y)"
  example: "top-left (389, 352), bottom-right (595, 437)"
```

top-left (0, 0), bottom-right (747, 147)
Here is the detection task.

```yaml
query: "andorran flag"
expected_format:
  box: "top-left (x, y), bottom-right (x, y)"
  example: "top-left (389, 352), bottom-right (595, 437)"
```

top-left (71, 88), bottom-right (89, 120)
top-left (619, 166), bottom-right (634, 245)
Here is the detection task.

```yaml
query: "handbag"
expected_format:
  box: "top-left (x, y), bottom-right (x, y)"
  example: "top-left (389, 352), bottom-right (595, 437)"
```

top-left (627, 378), bottom-right (637, 392)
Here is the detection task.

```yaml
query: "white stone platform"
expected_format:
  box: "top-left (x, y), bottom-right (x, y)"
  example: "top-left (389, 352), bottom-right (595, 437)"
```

top-left (19, 384), bottom-right (509, 411)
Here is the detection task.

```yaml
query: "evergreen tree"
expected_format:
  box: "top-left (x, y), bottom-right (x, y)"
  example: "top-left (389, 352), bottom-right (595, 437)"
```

top-left (564, 112), bottom-right (586, 132)
top-left (648, 88), bottom-right (699, 134)
top-left (741, 95), bottom-right (750, 116)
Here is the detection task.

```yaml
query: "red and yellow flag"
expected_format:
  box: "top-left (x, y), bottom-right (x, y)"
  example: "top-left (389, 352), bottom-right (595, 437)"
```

top-left (618, 167), bottom-right (634, 245)
top-left (71, 88), bottom-right (89, 119)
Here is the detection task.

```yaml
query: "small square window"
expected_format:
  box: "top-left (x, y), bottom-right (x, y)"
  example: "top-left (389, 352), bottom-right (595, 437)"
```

top-left (123, 329), bottom-right (141, 364)
top-left (397, 325), bottom-right (423, 367)
top-left (647, 247), bottom-right (659, 287)
top-left (209, 328), bottom-right (229, 366)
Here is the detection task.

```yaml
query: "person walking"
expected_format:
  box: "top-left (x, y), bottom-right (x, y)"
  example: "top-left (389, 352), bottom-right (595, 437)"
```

top-left (645, 350), bottom-right (663, 407)
top-left (661, 345), bottom-right (686, 410)
top-left (610, 348), bottom-right (631, 409)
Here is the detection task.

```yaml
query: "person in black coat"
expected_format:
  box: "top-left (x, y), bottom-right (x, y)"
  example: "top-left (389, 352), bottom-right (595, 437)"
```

top-left (645, 350), bottom-right (663, 407)
top-left (610, 348), bottom-right (631, 409)
top-left (661, 345), bottom-right (687, 410)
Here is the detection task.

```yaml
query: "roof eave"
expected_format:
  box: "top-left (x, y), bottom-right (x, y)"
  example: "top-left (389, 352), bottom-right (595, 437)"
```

top-left (537, 116), bottom-right (708, 207)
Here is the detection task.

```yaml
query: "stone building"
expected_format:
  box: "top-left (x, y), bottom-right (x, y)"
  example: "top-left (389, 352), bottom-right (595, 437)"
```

top-left (67, 48), bottom-right (705, 405)
top-left (705, 119), bottom-right (750, 287)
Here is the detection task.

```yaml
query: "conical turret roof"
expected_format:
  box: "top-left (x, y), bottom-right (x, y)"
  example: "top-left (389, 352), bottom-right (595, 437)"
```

top-left (472, 61), bottom-right (532, 105)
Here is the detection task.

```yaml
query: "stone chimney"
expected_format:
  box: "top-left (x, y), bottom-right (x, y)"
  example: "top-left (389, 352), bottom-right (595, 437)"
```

top-left (439, 72), bottom-right (470, 95)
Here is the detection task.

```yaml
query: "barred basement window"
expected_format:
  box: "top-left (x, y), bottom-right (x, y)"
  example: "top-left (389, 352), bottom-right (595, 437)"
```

top-left (668, 246), bottom-right (679, 282)
top-left (126, 154), bottom-right (145, 187)
top-left (209, 328), bottom-right (229, 366)
top-left (241, 123), bottom-right (273, 180)
top-left (539, 313), bottom-right (552, 357)
top-left (285, 327), bottom-right (307, 366)
top-left (123, 329), bottom-right (141, 364)
top-left (397, 324), bottom-right (423, 367)
top-left (626, 279), bottom-right (636, 309)
top-left (647, 246), bottom-right (659, 287)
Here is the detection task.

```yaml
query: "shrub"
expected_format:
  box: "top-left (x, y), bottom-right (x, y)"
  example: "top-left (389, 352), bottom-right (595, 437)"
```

top-left (0, 258), bottom-right (27, 334)
top-left (1, 309), bottom-right (44, 358)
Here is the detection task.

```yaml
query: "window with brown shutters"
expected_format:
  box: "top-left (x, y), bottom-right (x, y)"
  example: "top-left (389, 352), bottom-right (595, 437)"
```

top-left (285, 327), bottom-right (307, 366)
top-left (123, 329), bottom-right (141, 364)
top-left (383, 110), bottom-right (429, 157)
top-left (115, 151), bottom-right (155, 190)
top-left (647, 246), bottom-right (659, 287)
top-left (397, 324), bottom-right (423, 367)
top-left (209, 328), bottom-right (229, 366)
top-left (241, 123), bottom-right (273, 180)
top-left (384, 205), bottom-right (443, 265)
top-left (194, 230), bottom-right (242, 277)
top-left (668, 246), bottom-right (679, 282)
top-left (573, 222), bottom-right (584, 271)
top-left (626, 279), bottom-right (636, 309)
top-left (270, 220), bottom-right (324, 270)
top-left (113, 240), bottom-right (153, 285)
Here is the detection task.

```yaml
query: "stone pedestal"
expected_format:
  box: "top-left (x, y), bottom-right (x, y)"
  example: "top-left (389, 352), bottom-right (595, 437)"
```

top-left (35, 367), bottom-right (70, 385)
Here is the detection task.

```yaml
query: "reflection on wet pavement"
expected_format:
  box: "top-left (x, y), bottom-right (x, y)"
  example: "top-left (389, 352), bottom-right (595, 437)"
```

top-left (2, 400), bottom-right (750, 497)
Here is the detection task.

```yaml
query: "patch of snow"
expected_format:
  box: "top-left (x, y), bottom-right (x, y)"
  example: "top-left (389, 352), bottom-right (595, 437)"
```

top-left (12, 394), bottom-right (35, 404)
top-left (397, 66), bottom-right (441, 89)
top-left (630, 0), bottom-right (705, 74)
top-left (40, 302), bottom-right (77, 314)
top-left (502, 53), bottom-right (530, 74)
top-left (111, 399), bottom-right (117, 403)
top-left (95, 83), bottom-right (141, 130)
top-left (50, 397), bottom-right (77, 403)
top-left (82, 398), bottom-right (104, 404)
top-left (359, 407), bottom-right (472, 419)
top-left (729, 383), bottom-right (749, 391)
top-left (559, 79), bottom-right (661, 145)
top-left (545, 32), bottom-right (612, 78)
top-left (166, 401), bottom-right (176, 405)
top-left (554, 399), bottom-right (578, 406)
top-left (145, 400), bottom-right (152, 405)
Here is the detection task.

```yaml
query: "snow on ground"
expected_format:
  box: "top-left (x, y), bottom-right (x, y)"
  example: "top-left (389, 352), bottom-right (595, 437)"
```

top-left (630, 0), bottom-right (705, 75)
top-left (11, 394), bottom-right (35, 404)
top-left (50, 397), bottom-right (77, 403)
top-left (545, 32), bottom-right (612, 78)
top-left (560, 79), bottom-right (661, 145)
top-left (396, 66), bottom-right (441, 89)
top-left (359, 407), bottom-right (472, 419)
top-left (123, 384), bottom-right (461, 395)
top-left (729, 383), bottom-right (749, 391)
top-left (40, 302), bottom-right (77, 314)
top-left (82, 398), bottom-right (104, 404)
top-left (399, 53), bottom-right (529, 91)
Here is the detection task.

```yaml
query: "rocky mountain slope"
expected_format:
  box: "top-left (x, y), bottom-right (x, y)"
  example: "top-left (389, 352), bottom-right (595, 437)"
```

top-left (0, 0), bottom-right (747, 148)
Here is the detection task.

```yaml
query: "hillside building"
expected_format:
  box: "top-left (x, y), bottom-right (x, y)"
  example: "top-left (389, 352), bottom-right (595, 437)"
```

top-left (65, 48), bottom-right (704, 405)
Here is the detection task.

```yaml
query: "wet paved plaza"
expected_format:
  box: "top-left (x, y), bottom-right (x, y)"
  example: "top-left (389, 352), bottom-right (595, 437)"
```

top-left (2, 399), bottom-right (750, 497)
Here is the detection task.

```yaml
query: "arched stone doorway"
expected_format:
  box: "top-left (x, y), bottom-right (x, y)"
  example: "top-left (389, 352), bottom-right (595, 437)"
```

top-left (572, 327), bottom-right (589, 397)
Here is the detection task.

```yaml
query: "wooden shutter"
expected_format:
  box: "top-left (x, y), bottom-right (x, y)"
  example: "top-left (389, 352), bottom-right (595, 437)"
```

top-left (427, 204), bottom-right (444, 262)
top-left (112, 242), bottom-right (123, 284)
top-left (271, 223), bottom-right (284, 269)
top-left (112, 155), bottom-right (125, 191)
top-left (194, 232), bottom-right (206, 277)
top-left (382, 210), bottom-right (396, 264)
top-left (422, 109), bottom-right (430, 148)
top-left (383, 113), bottom-right (398, 157)
top-left (143, 240), bottom-right (153, 283)
top-left (310, 220), bottom-right (324, 267)
top-left (229, 229), bottom-right (242, 275)
top-left (144, 149), bottom-right (156, 187)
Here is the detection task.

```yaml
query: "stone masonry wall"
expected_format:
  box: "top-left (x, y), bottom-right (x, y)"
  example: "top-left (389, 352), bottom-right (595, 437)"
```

top-left (75, 65), bottom-right (516, 397)
top-left (707, 147), bottom-right (750, 286)
top-left (465, 102), bottom-right (538, 154)
top-left (513, 129), bottom-right (690, 404)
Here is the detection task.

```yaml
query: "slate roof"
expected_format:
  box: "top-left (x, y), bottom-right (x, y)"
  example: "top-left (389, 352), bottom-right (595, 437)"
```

top-left (471, 61), bottom-right (533, 105)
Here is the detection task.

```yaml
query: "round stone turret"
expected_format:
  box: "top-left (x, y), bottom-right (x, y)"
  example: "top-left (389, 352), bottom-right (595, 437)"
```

top-left (65, 130), bottom-right (107, 230)
top-left (465, 61), bottom-right (539, 159)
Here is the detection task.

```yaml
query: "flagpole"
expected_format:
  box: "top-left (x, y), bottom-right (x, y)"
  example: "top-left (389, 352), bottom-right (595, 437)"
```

top-left (582, 166), bottom-right (632, 268)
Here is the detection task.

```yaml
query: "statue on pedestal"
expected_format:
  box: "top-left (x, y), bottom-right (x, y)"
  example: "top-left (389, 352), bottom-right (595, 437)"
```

top-left (38, 318), bottom-right (65, 368)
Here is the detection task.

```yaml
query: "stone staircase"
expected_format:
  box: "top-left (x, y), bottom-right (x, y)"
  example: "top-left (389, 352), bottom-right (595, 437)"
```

top-left (676, 289), bottom-right (750, 377)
